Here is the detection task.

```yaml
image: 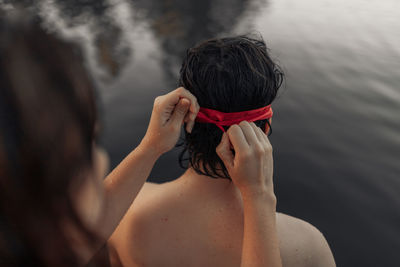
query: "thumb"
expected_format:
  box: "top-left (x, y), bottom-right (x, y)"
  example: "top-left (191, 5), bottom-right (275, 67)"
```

top-left (169, 98), bottom-right (191, 127)
top-left (216, 132), bottom-right (234, 170)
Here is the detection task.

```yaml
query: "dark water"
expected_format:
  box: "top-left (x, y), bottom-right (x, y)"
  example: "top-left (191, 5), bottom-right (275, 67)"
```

top-left (3, 0), bottom-right (400, 266)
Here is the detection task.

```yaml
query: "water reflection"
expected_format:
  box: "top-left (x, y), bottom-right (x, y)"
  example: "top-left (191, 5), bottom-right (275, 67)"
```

top-left (1, 0), bottom-right (266, 84)
top-left (2, 0), bottom-right (131, 79)
top-left (53, 0), bottom-right (110, 26)
top-left (53, 0), bottom-right (132, 79)
top-left (130, 0), bottom-right (268, 86)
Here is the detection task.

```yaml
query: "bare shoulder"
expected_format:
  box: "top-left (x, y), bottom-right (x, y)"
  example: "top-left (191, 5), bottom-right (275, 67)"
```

top-left (109, 180), bottom-right (173, 235)
top-left (108, 182), bottom-right (171, 266)
top-left (276, 213), bottom-right (336, 267)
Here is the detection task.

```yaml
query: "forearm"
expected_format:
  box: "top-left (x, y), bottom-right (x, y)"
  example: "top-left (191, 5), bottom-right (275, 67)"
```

top-left (96, 143), bottom-right (159, 239)
top-left (241, 190), bottom-right (282, 267)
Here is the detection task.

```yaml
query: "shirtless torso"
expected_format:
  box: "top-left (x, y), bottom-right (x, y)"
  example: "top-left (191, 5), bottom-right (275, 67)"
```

top-left (108, 169), bottom-right (336, 267)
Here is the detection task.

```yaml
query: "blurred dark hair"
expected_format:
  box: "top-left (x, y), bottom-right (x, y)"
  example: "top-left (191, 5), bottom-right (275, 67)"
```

top-left (0, 11), bottom-right (102, 266)
top-left (178, 36), bottom-right (284, 179)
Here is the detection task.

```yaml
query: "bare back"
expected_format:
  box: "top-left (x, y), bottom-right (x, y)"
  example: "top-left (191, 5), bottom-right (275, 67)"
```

top-left (108, 173), bottom-right (335, 267)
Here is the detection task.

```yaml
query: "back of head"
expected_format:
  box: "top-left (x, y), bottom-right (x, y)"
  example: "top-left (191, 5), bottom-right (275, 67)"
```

top-left (179, 36), bottom-right (284, 179)
top-left (0, 10), bottom-right (100, 266)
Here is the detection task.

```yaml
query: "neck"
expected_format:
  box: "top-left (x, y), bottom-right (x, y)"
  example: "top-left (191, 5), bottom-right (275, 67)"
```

top-left (179, 167), bottom-right (242, 199)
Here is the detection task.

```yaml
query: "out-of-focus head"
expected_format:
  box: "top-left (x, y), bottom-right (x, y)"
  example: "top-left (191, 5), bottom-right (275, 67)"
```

top-left (179, 36), bottom-right (284, 179)
top-left (0, 11), bottom-right (106, 266)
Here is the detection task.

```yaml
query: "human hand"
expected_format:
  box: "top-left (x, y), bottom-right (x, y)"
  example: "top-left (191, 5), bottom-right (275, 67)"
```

top-left (140, 87), bottom-right (199, 156)
top-left (216, 121), bottom-right (275, 199)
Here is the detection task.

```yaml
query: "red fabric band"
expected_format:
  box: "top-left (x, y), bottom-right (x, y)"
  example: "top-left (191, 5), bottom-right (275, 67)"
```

top-left (195, 105), bottom-right (273, 132)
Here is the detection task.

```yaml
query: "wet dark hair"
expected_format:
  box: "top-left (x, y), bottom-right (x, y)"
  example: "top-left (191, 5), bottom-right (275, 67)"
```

top-left (0, 11), bottom-right (103, 266)
top-left (179, 36), bottom-right (284, 179)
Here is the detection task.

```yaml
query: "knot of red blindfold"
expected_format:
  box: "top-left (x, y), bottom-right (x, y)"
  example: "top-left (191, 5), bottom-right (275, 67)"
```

top-left (195, 105), bottom-right (273, 132)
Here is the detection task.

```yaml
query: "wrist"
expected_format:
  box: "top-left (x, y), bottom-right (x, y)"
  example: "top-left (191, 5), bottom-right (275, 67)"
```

top-left (139, 130), bottom-right (166, 156)
top-left (137, 140), bottom-right (162, 161)
top-left (240, 185), bottom-right (277, 207)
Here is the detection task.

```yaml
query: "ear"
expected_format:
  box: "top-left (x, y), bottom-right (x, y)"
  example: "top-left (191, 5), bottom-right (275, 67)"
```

top-left (264, 118), bottom-right (272, 134)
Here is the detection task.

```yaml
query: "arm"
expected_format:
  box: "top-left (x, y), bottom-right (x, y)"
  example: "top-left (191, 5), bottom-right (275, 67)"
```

top-left (216, 122), bottom-right (282, 267)
top-left (240, 191), bottom-right (280, 267)
top-left (95, 87), bottom-right (199, 240)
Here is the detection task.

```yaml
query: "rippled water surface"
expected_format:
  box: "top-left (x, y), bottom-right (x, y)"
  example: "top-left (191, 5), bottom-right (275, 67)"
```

top-left (3, 0), bottom-right (400, 266)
